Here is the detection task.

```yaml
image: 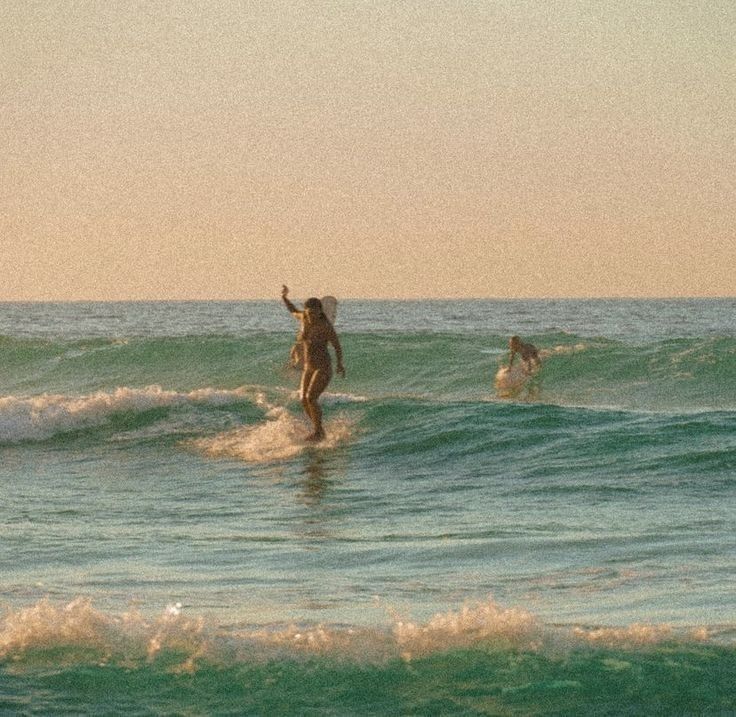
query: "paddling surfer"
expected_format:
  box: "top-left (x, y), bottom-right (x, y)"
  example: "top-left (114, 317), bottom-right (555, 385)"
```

top-left (281, 285), bottom-right (345, 441)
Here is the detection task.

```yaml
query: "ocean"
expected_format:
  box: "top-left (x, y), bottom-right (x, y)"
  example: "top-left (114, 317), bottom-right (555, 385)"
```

top-left (0, 299), bottom-right (734, 715)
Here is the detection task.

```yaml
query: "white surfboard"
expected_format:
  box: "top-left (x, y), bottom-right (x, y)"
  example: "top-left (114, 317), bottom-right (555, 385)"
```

top-left (494, 364), bottom-right (530, 398)
top-left (321, 295), bottom-right (338, 324)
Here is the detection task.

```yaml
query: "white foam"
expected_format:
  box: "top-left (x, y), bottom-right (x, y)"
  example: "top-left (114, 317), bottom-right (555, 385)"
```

top-left (0, 598), bottom-right (209, 674)
top-left (494, 364), bottom-right (531, 398)
top-left (190, 403), bottom-right (355, 464)
top-left (0, 385), bottom-right (252, 443)
top-left (0, 597), bottom-right (719, 671)
top-left (391, 599), bottom-right (542, 660)
top-left (322, 391), bottom-right (369, 404)
top-left (540, 343), bottom-right (589, 358)
top-left (572, 623), bottom-right (679, 648)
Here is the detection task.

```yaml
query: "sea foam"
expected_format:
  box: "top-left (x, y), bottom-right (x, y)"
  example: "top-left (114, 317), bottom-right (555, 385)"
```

top-left (0, 386), bottom-right (252, 443)
top-left (0, 597), bottom-right (717, 672)
top-left (190, 395), bottom-right (355, 463)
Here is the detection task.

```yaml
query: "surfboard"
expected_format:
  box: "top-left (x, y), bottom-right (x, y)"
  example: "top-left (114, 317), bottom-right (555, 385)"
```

top-left (494, 364), bottom-right (530, 398)
top-left (321, 295), bottom-right (337, 324)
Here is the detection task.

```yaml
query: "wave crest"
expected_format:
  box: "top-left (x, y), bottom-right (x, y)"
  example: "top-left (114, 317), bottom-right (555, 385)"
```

top-left (0, 386), bottom-right (252, 443)
top-left (0, 597), bottom-right (722, 672)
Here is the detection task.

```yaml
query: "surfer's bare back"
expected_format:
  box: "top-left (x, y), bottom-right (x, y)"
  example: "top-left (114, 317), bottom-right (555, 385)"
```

top-left (282, 285), bottom-right (345, 441)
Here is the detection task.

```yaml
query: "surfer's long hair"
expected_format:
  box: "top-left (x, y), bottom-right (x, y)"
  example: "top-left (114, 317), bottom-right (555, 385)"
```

top-left (304, 296), bottom-right (328, 321)
top-left (304, 297), bottom-right (323, 312)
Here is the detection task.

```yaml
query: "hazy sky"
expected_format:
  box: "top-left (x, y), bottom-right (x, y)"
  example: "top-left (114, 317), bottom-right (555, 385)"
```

top-left (2, 0), bottom-right (734, 300)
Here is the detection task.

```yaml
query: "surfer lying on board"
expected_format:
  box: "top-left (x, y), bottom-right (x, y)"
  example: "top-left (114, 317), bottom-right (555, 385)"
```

top-left (281, 285), bottom-right (345, 442)
top-left (508, 336), bottom-right (541, 374)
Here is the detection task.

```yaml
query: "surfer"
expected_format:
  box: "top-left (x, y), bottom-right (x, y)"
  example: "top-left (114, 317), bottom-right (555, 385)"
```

top-left (281, 285), bottom-right (345, 441)
top-left (508, 336), bottom-right (541, 374)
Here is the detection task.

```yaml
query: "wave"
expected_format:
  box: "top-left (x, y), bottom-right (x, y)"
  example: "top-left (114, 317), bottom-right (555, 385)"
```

top-left (0, 382), bottom-right (370, 447)
top-left (0, 385), bottom-right (258, 443)
top-left (535, 335), bottom-right (736, 411)
top-left (1, 597), bottom-right (733, 715)
top-left (1, 384), bottom-right (735, 485)
top-left (2, 596), bottom-right (718, 667)
top-left (1, 332), bottom-right (736, 411)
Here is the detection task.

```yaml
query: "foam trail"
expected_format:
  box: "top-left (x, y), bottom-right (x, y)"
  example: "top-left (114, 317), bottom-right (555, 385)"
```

top-left (191, 395), bottom-right (355, 463)
top-left (539, 342), bottom-right (590, 358)
top-left (0, 385), bottom-right (252, 443)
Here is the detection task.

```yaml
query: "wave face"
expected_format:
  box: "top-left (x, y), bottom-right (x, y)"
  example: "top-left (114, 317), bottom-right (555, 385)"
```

top-left (1, 300), bottom-right (735, 714)
top-left (2, 330), bottom-right (736, 410)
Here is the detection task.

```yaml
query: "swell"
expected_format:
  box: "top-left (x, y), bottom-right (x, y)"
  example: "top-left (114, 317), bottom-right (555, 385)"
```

top-left (1, 332), bottom-right (735, 408)
top-left (0, 335), bottom-right (290, 396)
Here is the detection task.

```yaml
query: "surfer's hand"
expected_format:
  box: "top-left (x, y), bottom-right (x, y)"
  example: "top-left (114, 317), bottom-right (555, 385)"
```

top-left (281, 285), bottom-right (289, 298)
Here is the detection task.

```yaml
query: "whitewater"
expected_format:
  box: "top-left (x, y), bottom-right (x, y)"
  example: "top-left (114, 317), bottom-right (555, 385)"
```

top-left (0, 299), bottom-right (734, 715)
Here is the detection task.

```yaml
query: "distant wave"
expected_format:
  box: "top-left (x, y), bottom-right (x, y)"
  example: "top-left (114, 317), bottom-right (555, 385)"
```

top-left (2, 332), bottom-right (735, 412)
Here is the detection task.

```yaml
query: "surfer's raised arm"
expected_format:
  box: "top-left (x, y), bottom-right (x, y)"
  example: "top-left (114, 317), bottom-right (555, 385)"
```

top-left (281, 285), bottom-right (302, 318)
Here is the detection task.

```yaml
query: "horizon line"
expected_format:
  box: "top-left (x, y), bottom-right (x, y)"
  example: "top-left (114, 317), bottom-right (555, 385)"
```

top-left (0, 295), bottom-right (733, 304)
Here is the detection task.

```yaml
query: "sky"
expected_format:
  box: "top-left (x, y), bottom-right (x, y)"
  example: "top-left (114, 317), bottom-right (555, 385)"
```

top-left (1, 0), bottom-right (734, 300)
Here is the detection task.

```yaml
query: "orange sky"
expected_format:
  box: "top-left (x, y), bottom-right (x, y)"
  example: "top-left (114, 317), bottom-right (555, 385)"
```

top-left (2, 1), bottom-right (734, 299)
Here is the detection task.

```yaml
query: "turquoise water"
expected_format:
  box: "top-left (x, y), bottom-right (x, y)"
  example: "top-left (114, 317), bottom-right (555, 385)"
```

top-left (1, 299), bottom-right (734, 715)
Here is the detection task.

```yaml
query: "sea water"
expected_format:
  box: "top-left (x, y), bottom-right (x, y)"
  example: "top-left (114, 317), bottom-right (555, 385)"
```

top-left (0, 299), bottom-right (734, 715)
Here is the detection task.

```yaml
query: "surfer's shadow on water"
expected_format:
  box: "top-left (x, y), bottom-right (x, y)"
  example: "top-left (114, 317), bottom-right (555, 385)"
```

top-left (300, 452), bottom-right (330, 505)
top-left (292, 460), bottom-right (354, 544)
top-left (299, 442), bottom-right (354, 497)
top-left (246, 447), bottom-right (347, 503)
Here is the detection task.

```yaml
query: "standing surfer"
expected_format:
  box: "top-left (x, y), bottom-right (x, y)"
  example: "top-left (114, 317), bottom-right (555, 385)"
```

top-left (281, 285), bottom-right (345, 441)
top-left (495, 336), bottom-right (542, 399)
top-left (508, 336), bottom-right (541, 374)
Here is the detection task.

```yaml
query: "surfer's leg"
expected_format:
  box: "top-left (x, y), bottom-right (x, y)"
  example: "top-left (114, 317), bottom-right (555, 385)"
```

top-left (304, 369), bottom-right (331, 440)
top-left (300, 368), bottom-right (315, 422)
